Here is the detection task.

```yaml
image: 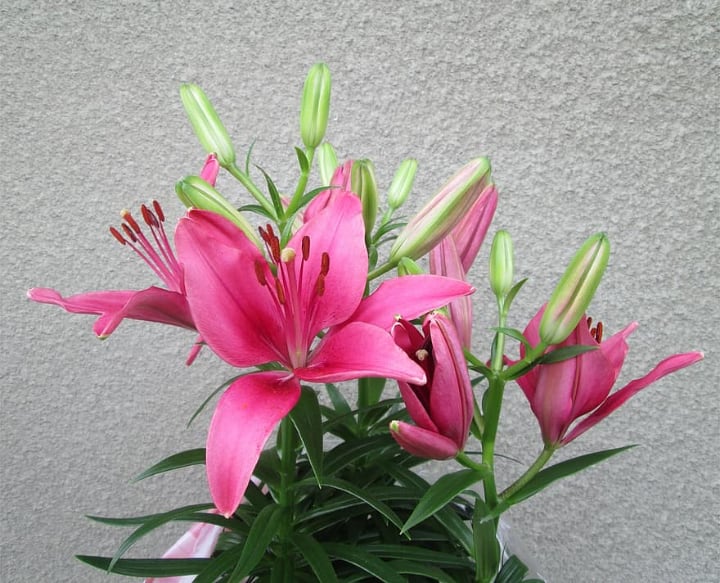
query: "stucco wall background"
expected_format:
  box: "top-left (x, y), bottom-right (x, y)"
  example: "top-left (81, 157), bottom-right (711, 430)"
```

top-left (2, 1), bottom-right (718, 581)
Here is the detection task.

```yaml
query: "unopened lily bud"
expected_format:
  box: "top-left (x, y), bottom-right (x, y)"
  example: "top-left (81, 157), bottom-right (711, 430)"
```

top-left (387, 158), bottom-right (418, 210)
top-left (300, 63), bottom-right (331, 150)
top-left (351, 159), bottom-right (378, 238)
top-left (389, 157), bottom-right (491, 263)
top-left (489, 230), bottom-right (514, 299)
top-left (176, 176), bottom-right (261, 248)
top-left (317, 142), bottom-right (339, 185)
top-left (397, 257), bottom-right (425, 276)
top-left (180, 84), bottom-right (236, 168)
top-left (539, 232), bottom-right (610, 345)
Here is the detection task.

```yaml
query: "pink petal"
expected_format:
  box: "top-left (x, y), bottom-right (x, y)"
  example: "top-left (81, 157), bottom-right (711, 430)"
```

top-left (397, 380), bottom-right (439, 433)
top-left (175, 210), bottom-right (287, 368)
top-left (598, 321), bottom-right (638, 375)
top-left (199, 154), bottom-right (220, 186)
top-left (426, 315), bottom-right (473, 449)
top-left (296, 321), bottom-right (426, 384)
top-left (562, 351), bottom-right (703, 444)
top-left (206, 372), bottom-right (301, 517)
top-left (352, 275), bottom-right (474, 331)
top-left (453, 184), bottom-right (498, 272)
top-left (27, 286), bottom-right (194, 337)
top-left (303, 161), bottom-right (355, 222)
top-left (429, 236), bottom-right (473, 348)
top-left (390, 421), bottom-right (460, 459)
top-left (145, 514), bottom-right (223, 583)
top-left (288, 193), bottom-right (368, 335)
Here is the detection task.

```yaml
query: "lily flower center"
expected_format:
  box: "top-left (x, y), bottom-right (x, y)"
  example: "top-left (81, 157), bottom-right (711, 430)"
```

top-left (255, 224), bottom-right (331, 369)
top-left (586, 316), bottom-right (604, 343)
top-left (109, 201), bottom-right (183, 292)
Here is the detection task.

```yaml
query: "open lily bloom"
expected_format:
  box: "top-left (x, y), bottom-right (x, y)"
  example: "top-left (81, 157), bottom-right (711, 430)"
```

top-left (514, 307), bottom-right (703, 446)
top-left (175, 193), bottom-right (474, 516)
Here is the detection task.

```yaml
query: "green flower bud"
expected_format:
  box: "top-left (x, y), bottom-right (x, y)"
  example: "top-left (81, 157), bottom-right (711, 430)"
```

top-left (176, 176), bottom-right (261, 249)
top-left (397, 257), bottom-right (425, 276)
top-left (351, 159), bottom-right (378, 238)
top-left (387, 158), bottom-right (418, 210)
top-left (539, 232), bottom-right (610, 345)
top-left (300, 63), bottom-right (331, 150)
top-left (179, 84), bottom-right (236, 168)
top-left (489, 230), bottom-right (514, 299)
top-left (388, 157), bottom-right (491, 263)
top-left (317, 142), bottom-right (339, 185)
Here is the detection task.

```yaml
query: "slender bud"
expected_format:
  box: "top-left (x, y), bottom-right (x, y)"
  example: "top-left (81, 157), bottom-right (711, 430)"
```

top-left (539, 232), bottom-right (610, 345)
top-left (317, 142), bottom-right (339, 185)
top-left (351, 159), bottom-right (378, 238)
top-left (397, 257), bottom-right (425, 276)
top-left (389, 157), bottom-right (491, 263)
top-left (180, 84), bottom-right (236, 168)
top-left (489, 230), bottom-right (514, 299)
top-left (387, 158), bottom-right (418, 210)
top-left (176, 176), bottom-right (261, 249)
top-left (299, 63), bottom-right (331, 150)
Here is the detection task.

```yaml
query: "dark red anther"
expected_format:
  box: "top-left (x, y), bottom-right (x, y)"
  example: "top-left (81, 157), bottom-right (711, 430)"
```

top-left (586, 316), bottom-right (593, 329)
top-left (121, 223), bottom-right (138, 242)
top-left (595, 321), bottom-right (603, 343)
top-left (152, 200), bottom-right (165, 222)
top-left (275, 279), bottom-right (286, 305)
top-left (254, 260), bottom-right (267, 286)
top-left (315, 273), bottom-right (326, 296)
top-left (122, 211), bottom-right (141, 233)
top-left (141, 204), bottom-right (157, 228)
top-left (320, 252), bottom-right (330, 276)
top-left (302, 236), bottom-right (310, 261)
top-left (109, 226), bottom-right (126, 245)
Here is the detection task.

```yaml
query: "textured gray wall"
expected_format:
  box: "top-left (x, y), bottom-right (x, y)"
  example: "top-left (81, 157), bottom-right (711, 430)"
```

top-left (2, 1), bottom-right (718, 581)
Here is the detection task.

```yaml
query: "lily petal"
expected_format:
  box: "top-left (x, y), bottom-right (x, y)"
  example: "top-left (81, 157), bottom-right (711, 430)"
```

top-left (390, 420), bottom-right (459, 460)
top-left (175, 210), bottom-right (286, 368)
top-left (352, 275), bottom-right (474, 331)
top-left (297, 321), bottom-right (426, 384)
top-left (453, 184), bottom-right (498, 272)
top-left (27, 286), bottom-right (194, 338)
top-left (206, 372), bottom-right (301, 517)
top-left (562, 351), bottom-right (704, 444)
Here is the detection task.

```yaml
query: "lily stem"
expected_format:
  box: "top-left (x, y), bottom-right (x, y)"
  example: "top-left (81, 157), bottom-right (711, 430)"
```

top-left (227, 162), bottom-right (276, 217)
top-left (278, 416), bottom-right (296, 581)
top-left (499, 446), bottom-right (555, 500)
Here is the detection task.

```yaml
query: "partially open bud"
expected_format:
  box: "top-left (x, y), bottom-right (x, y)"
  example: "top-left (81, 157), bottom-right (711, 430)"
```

top-left (389, 157), bottom-right (491, 263)
top-left (387, 158), bottom-right (418, 210)
top-left (176, 176), bottom-right (261, 249)
top-left (180, 84), bottom-right (236, 168)
top-left (351, 159), bottom-right (378, 238)
top-left (300, 63), bottom-right (331, 150)
top-left (489, 230), bottom-right (514, 299)
top-left (317, 142), bottom-right (339, 185)
top-left (539, 232), bottom-right (610, 345)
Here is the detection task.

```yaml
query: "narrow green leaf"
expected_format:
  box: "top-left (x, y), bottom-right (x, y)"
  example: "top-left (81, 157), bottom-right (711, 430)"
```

top-left (133, 448), bottom-right (205, 482)
top-left (291, 532), bottom-right (339, 583)
top-left (506, 445), bottom-right (635, 506)
top-left (257, 165), bottom-right (285, 219)
top-left (387, 559), bottom-right (457, 583)
top-left (108, 504), bottom-right (214, 571)
top-left (464, 348), bottom-right (493, 377)
top-left (402, 468), bottom-right (487, 534)
top-left (536, 344), bottom-right (597, 365)
top-left (244, 139), bottom-right (257, 175)
top-left (253, 447), bottom-right (282, 489)
top-left (193, 545), bottom-right (244, 583)
top-left (187, 374), bottom-right (243, 428)
top-left (502, 278), bottom-right (528, 313)
top-left (492, 327), bottom-right (531, 350)
top-left (323, 543), bottom-right (407, 583)
top-left (237, 203), bottom-right (277, 220)
top-left (362, 544), bottom-right (473, 568)
top-left (227, 504), bottom-right (285, 581)
top-left (77, 555), bottom-right (209, 577)
top-left (317, 477), bottom-right (404, 531)
top-left (324, 434), bottom-right (395, 475)
top-left (295, 146), bottom-right (310, 173)
top-left (472, 497), bottom-right (500, 582)
top-left (495, 554), bottom-right (529, 583)
top-left (289, 385), bottom-right (324, 484)
top-left (358, 376), bottom-right (386, 408)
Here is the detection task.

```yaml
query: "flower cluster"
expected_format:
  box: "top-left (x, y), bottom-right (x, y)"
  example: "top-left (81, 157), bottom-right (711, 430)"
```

top-left (29, 64), bottom-right (702, 582)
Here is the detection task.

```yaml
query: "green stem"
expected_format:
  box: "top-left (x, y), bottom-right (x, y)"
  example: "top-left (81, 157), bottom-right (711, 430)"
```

top-left (500, 342), bottom-right (547, 381)
top-left (286, 146), bottom-right (315, 218)
top-left (367, 261), bottom-right (396, 281)
top-left (456, 452), bottom-right (490, 474)
top-left (278, 416), bottom-right (296, 580)
top-left (499, 446), bottom-right (555, 500)
top-left (227, 162), bottom-right (276, 217)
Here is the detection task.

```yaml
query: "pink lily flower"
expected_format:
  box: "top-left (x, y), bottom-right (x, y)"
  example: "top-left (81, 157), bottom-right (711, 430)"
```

top-left (514, 307), bottom-right (704, 446)
top-left (303, 159), bottom-right (354, 221)
top-left (175, 193), bottom-right (474, 517)
top-left (389, 313), bottom-right (474, 459)
top-left (145, 514), bottom-right (223, 583)
top-left (450, 184), bottom-right (498, 272)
